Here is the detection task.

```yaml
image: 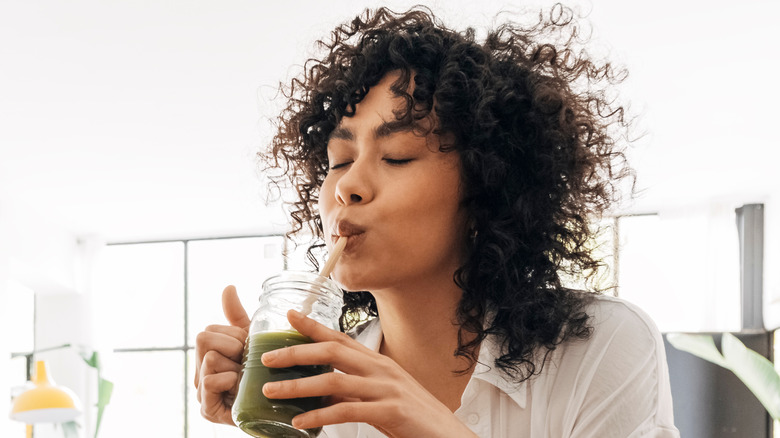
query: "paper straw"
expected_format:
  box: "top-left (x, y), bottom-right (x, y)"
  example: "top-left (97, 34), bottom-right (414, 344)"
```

top-left (319, 235), bottom-right (348, 278)
top-left (300, 236), bottom-right (348, 316)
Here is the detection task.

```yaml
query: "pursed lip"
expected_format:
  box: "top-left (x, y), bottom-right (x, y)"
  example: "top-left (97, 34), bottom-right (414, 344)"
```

top-left (331, 219), bottom-right (366, 251)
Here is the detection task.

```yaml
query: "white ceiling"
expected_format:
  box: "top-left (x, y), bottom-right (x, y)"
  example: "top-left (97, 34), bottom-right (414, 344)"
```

top-left (1, 0), bottom-right (778, 242)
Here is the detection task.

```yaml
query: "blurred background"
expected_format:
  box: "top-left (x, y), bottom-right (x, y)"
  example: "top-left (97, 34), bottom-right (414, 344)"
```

top-left (1, 0), bottom-right (778, 437)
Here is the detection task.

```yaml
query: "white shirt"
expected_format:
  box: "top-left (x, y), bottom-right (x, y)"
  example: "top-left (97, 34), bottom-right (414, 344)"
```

top-left (322, 295), bottom-right (680, 438)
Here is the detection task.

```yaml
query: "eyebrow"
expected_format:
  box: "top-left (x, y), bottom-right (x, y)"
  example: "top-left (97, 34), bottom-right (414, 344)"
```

top-left (329, 119), bottom-right (415, 142)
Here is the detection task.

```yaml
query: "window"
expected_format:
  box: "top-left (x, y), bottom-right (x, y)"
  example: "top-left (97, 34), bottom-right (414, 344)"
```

top-left (560, 209), bottom-right (742, 333)
top-left (93, 236), bottom-right (284, 438)
top-left (615, 209), bottom-right (741, 333)
top-left (557, 207), bottom-right (744, 333)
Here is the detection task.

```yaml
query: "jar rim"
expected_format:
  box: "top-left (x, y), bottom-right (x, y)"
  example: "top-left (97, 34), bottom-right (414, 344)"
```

top-left (261, 271), bottom-right (344, 302)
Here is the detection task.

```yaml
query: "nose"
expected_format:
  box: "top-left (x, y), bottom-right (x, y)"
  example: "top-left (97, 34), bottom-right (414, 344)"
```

top-left (334, 159), bottom-right (374, 206)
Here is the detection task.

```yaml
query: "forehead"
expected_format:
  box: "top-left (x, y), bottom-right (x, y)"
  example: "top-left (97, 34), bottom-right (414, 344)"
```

top-left (340, 76), bottom-right (406, 125)
top-left (330, 74), bottom-right (441, 143)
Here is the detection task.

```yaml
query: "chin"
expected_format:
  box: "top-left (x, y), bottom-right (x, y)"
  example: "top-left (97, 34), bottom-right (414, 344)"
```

top-left (332, 277), bottom-right (366, 293)
top-left (332, 267), bottom-right (375, 293)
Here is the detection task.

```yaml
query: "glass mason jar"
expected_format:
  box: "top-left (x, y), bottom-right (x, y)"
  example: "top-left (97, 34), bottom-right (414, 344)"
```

top-left (232, 271), bottom-right (344, 438)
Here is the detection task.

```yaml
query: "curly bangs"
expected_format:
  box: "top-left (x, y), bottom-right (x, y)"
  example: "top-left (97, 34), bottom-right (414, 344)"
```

top-left (263, 4), bottom-right (634, 382)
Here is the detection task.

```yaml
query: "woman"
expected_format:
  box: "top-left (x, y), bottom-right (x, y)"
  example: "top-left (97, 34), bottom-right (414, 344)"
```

top-left (194, 6), bottom-right (679, 437)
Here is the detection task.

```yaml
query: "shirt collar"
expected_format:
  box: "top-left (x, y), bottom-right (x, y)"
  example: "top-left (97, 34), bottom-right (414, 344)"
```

top-left (351, 317), bottom-right (383, 351)
top-left (351, 318), bottom-right (527, 409)
top-left (471, 333), bottom-right (527, 408)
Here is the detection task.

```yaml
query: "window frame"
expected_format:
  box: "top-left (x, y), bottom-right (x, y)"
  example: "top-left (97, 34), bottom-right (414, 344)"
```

top-left (105, 234), bottom-right (286, 438)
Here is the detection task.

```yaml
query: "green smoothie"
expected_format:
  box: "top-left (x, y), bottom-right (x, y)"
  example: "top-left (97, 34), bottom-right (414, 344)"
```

top-left (233, 330), bottom-right (331, 438)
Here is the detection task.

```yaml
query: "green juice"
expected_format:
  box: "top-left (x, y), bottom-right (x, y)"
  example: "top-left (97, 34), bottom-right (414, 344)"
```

top-left (233, 330), bottom-right (331, 438)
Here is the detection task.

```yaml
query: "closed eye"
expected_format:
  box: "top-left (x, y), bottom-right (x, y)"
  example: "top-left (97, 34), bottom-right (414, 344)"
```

top-left (329, 161), bottom-right (352, 170)
top-left (384, 158), bottom-right (413, 166)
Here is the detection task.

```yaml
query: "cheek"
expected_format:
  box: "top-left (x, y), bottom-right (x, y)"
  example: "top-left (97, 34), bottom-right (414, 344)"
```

top-left (318, 177), bottom-right (336, 215)
top-left (426, 175), bottom-right (468, 242)
top-left (404, 184), bottom-right (465, 238)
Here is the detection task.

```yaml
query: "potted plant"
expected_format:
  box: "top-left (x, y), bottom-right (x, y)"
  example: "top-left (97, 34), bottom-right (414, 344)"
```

top-left (667, 332), bottom-right (780, 419)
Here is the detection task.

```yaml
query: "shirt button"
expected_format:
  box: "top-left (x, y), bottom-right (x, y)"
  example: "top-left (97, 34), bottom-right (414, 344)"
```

top-left (467, 413), bottom-right (480, 425)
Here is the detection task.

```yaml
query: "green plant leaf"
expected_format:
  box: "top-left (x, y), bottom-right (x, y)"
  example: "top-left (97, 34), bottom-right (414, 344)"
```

top-left (668, 332), bottom-right (780, 421)
top-left (84, 352), bottom-right (100, 369)
top-left (94, 377), bottom-right (114, 437)
top-left (721, 333), bottom-right (780, 419)
top-left (71, 347), bottom-right (112, 437)
top-left (666, 333), bottom-right (728, 368)
top-left (60, 421), bottom-right (80, 438)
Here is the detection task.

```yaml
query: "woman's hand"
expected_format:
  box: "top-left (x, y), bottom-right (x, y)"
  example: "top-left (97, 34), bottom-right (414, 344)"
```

top-left (193, 285), bottom-right (250, 425)
top-left (260, 310), bottom-right (478, 438)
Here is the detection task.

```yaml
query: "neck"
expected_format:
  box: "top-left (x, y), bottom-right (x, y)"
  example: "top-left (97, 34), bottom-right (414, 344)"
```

top-left (371, 272), bottom-right (477, 411)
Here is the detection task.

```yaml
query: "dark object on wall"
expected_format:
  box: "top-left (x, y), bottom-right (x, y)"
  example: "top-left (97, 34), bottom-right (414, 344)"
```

top-left (736, 204), bottom-right (764, 331)
top-left (664, 332), bottom-right (772, 437)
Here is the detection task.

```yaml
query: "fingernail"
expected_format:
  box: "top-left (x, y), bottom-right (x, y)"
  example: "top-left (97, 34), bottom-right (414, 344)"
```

top-left (291, 416), bottom-right (305, 428)
top-left (288, 309), bottom-right (303, 318)
top-left (263, 382), bottom-right (278, 396)
top-left (261, 350), bottom-right (277, 363)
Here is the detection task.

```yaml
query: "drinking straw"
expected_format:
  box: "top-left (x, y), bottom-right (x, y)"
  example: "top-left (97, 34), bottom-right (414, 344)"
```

top-left (319, 236), bottom-right (348, 278)
top-left (300, 236), bottom-right (348, 316)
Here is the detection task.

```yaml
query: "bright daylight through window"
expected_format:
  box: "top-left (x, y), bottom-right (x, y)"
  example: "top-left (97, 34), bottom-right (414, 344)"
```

top-left (92, 236), bottom-right (284, 438)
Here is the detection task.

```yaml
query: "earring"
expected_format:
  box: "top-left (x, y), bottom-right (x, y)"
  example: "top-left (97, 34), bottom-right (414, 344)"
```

top-left (469, 225), bottom-right (478, 242)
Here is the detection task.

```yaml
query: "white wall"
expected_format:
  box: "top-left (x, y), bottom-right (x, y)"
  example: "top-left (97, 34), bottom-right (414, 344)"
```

top-left (1, 198), bottom-right (94, 438)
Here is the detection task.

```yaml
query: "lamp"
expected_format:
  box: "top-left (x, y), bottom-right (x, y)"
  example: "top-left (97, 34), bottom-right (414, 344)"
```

top-left (10, 344), bottom-right (112, 438)
top-left (10, 360), bottom-right (82, 424)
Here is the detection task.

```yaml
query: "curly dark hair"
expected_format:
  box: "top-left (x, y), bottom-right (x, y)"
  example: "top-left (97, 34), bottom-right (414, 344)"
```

top-left (262, 4), bottom-right (634, 382)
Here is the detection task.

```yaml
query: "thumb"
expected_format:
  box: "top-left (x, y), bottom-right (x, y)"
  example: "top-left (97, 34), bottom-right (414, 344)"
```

top-left (222, 285), bottom-right (251, 329)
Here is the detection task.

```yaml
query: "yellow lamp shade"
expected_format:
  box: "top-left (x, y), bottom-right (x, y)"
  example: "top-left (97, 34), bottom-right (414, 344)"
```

top-left (10, 360), bottom-right (82, 423)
